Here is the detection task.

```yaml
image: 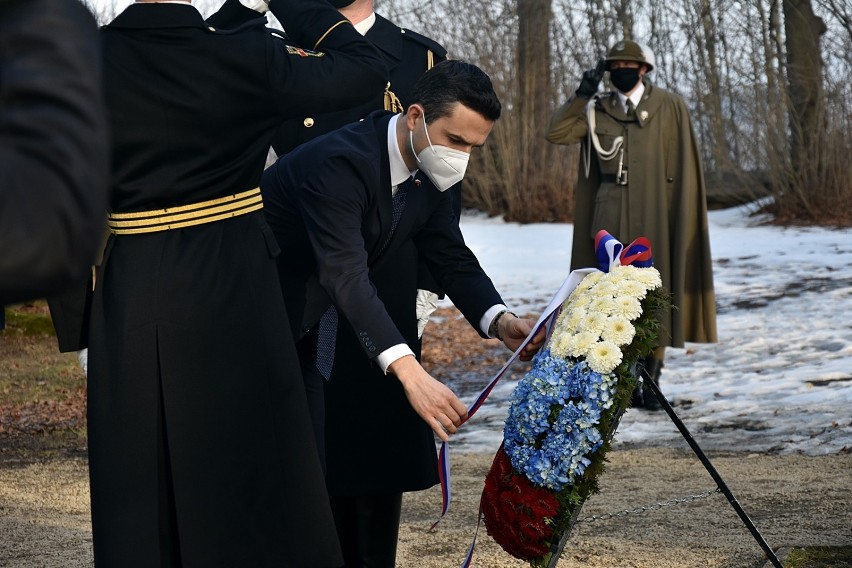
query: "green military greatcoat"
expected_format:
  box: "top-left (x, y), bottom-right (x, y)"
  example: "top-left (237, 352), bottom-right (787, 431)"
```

top-left (547, 80), bottom-right (717, 347)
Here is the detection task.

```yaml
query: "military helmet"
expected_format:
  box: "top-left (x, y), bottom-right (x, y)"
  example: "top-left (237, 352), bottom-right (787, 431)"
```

top-left (605, 40), bottom-right (655, 72)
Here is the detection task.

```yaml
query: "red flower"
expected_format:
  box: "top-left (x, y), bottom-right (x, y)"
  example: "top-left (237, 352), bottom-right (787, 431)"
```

top-left (482, 445), bottom-right (560, 560)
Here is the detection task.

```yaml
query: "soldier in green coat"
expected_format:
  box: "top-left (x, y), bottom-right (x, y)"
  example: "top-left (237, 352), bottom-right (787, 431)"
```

top-left (547, 39), bottom-right (717, 409)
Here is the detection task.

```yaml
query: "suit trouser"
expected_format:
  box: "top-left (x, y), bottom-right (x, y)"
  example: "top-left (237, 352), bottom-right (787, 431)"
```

top-left (297, 329), bottom-right (327, 471)
top-left (297, 334), bottom-right (402, 567)
top-left (330, 493), bottom-right (403, 568)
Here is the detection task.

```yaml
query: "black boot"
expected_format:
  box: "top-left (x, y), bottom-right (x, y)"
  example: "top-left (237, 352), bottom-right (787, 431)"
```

top-left (640, 356), bottom-right (664, 411)
top-left (630, 380), bottom-right (645, 407)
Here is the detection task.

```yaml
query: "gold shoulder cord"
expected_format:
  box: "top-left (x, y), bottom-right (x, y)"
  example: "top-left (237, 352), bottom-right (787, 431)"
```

top-left (313, 19), bottom-right (350, 51)
top-left (384, 82), bottom-right (403, 112)
top-left (382, 47), bottom-right (438, 112)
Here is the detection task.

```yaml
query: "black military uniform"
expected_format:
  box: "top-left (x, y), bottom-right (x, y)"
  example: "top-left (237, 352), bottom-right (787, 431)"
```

top-left (271, 13), bottom-right (447, 156)
top-left (86, 1), bottom-right (386, 566)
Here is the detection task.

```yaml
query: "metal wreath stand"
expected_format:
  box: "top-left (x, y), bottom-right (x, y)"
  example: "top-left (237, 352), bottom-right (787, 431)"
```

top-left (545, 380), bottom-right (785, 568)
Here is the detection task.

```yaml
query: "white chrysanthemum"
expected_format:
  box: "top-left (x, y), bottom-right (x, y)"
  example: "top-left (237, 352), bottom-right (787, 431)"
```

top-left (576, 271), bottom-right (603, 291)
top-left (565, 331), bottom-right (599, 358)
top-left (564, 308), bottom-right (586, 333)
top-left (550, 331), bottom-right (572, 358)
top-left (589, 295), bottom-right (615, 316)
top-left (601, 316), bottom-right (635, 346)
top-left (613, 296), bottom-right (643, 320)
top-left (604, 268), bottom-right (628, 285)
top-left (609, 264), bottom-right (632, 278)
top-left (580, 311), bottom-right (607, 337)
top-left (632, 267), bottom-right (662, 289)
top-left (552, 307), bottom-right (569, 329)
top-left (616, 279), bottom-right (648, 300)
top-left (592, 280), bottom-right (618, 298)
top-left (569, 291), bottom-right (593, 309)
top-left (586, 340), bottom-right (623, 374)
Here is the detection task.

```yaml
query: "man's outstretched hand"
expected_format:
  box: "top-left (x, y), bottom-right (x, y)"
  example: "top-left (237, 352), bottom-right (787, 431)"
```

top-left (499, 314), bottom-right (546, 361)
top-left (389, 355), bottom-right (469, 442)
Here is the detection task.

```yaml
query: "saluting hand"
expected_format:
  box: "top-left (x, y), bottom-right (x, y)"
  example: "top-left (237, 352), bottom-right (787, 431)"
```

top-left (389, 355), bottom-right (469, 442)
top-left (576, 58), bottom-right (607, 99)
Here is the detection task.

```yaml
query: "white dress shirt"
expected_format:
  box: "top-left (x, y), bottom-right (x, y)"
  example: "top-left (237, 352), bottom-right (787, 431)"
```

top-left (376, 115), bottom-right (508, 372)
top-left (617, 81), bottom-right (645, 114)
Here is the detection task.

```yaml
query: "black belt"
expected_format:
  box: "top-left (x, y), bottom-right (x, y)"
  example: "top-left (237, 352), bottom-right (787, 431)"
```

top-left (599, 174), bottom-right (620, 184)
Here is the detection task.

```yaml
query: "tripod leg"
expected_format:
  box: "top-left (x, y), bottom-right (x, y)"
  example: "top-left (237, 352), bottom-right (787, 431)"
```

top-left (643, 379), bottom-right (784, 567)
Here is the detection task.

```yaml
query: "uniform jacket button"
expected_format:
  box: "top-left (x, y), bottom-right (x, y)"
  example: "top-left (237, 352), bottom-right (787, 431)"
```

top-left (303, 117), bottom-right (315, 128)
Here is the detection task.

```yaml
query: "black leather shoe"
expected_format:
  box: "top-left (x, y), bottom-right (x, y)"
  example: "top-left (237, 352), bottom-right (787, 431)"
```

top-left (631, 385), bottom-right (645, 408)
top-left (635, 355), bottom-right (665, 411)
top-left (642, 386), bottom-right (664, 411)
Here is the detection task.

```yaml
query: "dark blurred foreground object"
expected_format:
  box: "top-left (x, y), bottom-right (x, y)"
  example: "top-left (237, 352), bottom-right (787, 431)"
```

top-left (0, 0), bottom-right (109, 304)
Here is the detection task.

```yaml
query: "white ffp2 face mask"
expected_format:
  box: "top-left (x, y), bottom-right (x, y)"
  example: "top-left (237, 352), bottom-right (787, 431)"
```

top-left (409, 115), bottom-right (470, 192)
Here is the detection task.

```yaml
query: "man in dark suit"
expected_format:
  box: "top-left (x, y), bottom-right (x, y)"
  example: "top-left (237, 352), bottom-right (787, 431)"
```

top-left (0, 0), bottom-right (108, 305)
top-left (85, 0), bottom-right (386, 565)
top-left (262, 60), bottom-right (545, 568)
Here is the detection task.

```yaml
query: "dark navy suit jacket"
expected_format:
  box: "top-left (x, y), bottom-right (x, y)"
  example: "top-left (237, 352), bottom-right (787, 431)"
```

top-left (262, 110), bottom-right (502, 361)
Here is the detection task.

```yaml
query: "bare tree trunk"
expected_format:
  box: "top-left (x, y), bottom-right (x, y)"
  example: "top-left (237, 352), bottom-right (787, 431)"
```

top-left (517, 0), bottom-right (552, 179)
top-left (699, 0), bottom-right (732, 179)
top-left (782, 0), bottom-right (827, 214)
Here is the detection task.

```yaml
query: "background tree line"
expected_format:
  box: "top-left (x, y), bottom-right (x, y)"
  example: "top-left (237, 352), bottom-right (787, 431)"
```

top-left (377, 0), bottom-right (851, 225)
top-left (86, 0), bottom-right (851, 226)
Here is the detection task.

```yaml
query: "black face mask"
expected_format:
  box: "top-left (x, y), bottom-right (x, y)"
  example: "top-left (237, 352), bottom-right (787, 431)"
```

top-left (610, 68), bottom-right (641, 93)
top-left (328, 0), bottom-right (356, 7)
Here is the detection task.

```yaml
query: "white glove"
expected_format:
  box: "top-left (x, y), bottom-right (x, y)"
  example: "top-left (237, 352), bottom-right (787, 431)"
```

top-left (77, 348), bottom-right (88, 376)
top-left (239, 0), bottom-right (270, 13)
top-left (415, 289), bottom-right (440, 338)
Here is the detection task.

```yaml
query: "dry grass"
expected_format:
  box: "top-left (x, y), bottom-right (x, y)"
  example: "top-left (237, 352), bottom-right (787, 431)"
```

top-left (0, 302), bottom-right (86, 440)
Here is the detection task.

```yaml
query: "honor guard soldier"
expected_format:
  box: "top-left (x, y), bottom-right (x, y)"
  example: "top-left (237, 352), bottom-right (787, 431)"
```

top-left (82, 0), bottom-right (387, 565)
top-left (271, 0), bottom-right (448, 157)
top-left (547, 39), bottom-right (717, 409)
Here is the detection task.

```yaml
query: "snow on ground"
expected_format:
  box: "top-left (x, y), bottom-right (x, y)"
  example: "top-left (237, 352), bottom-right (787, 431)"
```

top-left (447, 203), bottom-right (852, 456)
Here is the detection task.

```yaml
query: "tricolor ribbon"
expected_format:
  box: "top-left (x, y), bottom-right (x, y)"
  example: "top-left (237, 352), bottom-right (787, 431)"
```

top-left (429, 268), bottom-right (597, 536)
top-left (594, 229), bottom-right (653, 272)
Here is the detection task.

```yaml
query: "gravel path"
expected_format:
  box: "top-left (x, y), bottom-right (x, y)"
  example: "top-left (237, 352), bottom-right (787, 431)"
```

top-left (1, 448), bottom-right (850, 567)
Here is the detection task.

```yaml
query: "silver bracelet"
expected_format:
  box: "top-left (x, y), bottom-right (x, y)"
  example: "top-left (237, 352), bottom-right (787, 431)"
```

top-left (489, 309), bottom-right (517, 341)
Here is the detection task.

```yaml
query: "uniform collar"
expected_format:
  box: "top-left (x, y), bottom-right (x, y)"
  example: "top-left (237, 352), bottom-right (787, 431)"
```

top-left (105, 2), bottom-right (205, 29)
top-left (364, 13), bottom-right (403, 67)
top-left (352, 12), bottom-right (376, 36)
top-left (616, 81), bottom-right (645, 113)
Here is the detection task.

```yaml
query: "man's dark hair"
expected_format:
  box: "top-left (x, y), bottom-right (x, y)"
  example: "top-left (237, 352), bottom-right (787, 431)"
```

top-left (409, 60), bottom-right (501, 123)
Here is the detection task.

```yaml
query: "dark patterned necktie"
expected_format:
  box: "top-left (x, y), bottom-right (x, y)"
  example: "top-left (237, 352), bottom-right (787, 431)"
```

top-left (315, 181), bottom-right (410, 380)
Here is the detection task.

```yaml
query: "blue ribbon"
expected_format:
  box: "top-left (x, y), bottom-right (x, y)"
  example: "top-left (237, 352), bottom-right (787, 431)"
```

top-left (594, 229), bottom-right (653, 272)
